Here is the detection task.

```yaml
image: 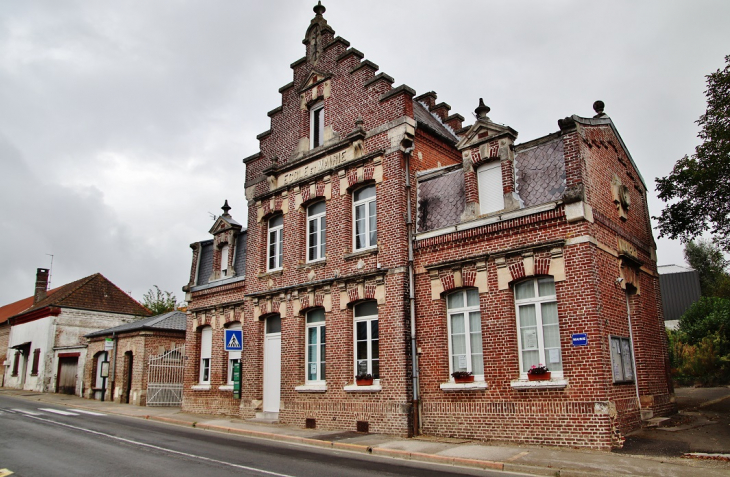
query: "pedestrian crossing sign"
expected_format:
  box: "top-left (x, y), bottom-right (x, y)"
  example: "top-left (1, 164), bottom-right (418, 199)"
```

top-left (224, 329), bottom-right (243, 351)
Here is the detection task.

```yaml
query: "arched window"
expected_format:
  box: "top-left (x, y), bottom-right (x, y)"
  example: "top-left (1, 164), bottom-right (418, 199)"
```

top-left (514, 277), bottom-right (562, 376)
top-left (307, 201), bottom-right (326, 262)
top-left (353, 185), bottom-right (376, 251)
top-left (354, 301), bottom-right (379, 379)
top-left (305, 309), bottom-right (326, 383)
top-left (267, 215), bottom-right (283, 271)
top-left (446, 289), bottom-right (483, 378)
top-left (226, 322), bottom-right (242, 384)
top-left (199, 326), bottom-right (212, 384)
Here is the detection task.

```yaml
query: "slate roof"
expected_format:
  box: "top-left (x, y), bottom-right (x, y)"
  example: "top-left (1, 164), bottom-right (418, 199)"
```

top-left (196, 240), bottom-right (214, 286)
top-left (514, 136), bottom-right (566, 207)
top-left (6, 273), bottom-right (151, 322)
top-left (413, 100), bottom-right (459, 143)
top-left (417, 166), bottom-right (465, 233)
top-left (86, 310), bottom-right (187, 337)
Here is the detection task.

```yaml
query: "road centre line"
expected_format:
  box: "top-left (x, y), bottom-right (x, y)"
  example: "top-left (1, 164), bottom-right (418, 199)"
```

top-left (38, 408), bottom-right (80, 416)
top-left (23, 414), bottom-right (297, 477)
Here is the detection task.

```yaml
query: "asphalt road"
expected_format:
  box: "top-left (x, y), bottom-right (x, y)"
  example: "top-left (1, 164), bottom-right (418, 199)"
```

top-left (0, 395), bottom-right (518, 477)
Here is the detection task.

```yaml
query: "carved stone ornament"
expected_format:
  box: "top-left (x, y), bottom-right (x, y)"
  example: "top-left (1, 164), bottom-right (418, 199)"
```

top-left (611, 174), bottom-right (630, 220)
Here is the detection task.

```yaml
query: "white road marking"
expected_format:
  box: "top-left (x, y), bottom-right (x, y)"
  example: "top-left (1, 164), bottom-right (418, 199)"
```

top-left (23, 414), bottom-right (297, 477)
top-left (38, 408), bottom-right (80, 416)
top-left (12, 409), bottom-right (43, 416)
top-left (69, 409), bottom-right (106, 416)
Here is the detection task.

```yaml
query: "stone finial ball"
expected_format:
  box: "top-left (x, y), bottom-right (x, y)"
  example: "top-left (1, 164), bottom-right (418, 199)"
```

top-left (593, 100), bottom-right (605, 115)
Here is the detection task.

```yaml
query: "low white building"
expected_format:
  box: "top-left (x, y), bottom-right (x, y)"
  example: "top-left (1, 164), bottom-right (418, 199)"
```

top-left (2, 269), bottom-right (150, 395)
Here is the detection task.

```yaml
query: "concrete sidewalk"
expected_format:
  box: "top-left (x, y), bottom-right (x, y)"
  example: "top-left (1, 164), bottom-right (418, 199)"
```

top-left (2, 387), bottom-right (729, 477)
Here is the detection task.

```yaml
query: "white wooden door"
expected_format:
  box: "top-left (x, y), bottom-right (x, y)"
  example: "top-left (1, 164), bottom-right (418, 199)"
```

top-left (263, 332), bottom-right (281, 413)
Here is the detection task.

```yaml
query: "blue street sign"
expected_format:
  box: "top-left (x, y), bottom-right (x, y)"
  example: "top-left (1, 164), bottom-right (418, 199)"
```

top-left (572, 333), bottom-right (588, 346)
top-left (224, 329), bottom-right (243, 351)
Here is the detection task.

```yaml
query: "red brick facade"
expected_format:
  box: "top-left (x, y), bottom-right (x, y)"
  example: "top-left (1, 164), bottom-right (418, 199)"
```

top-left (181, 4), bottom-right (672, 448)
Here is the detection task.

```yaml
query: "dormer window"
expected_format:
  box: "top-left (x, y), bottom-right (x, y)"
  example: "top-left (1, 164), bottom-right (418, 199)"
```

top-left (220, 244), bottom-right (229, 277)
top-left (310, 102), bottom-right (324, 149)
top-left (477, 161), bottom-right (504, 215)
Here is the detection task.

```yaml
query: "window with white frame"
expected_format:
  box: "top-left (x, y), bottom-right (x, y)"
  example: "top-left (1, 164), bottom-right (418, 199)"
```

top-left (227, 322), bottom-right (242, 384)
top-left (353, 185), bottom-right (376, 251)
top-left (610, 335), bottom-right (635, 383)
top-left (354, 301), bottom-right (379, 379)
top-left (310, 102), bottom-right (324, 149)
top-left (447, 289), bottom-right (484, 378)
top-left (306, 309), bottom-right (326, 383)
top-left (199, 326), bottom-right (212, 384)
top-left (477, 160), bottom-right (504, 215)
top-left (267, 215), bottom-right (283, 271)
top-left (514, 277), bottom-right (562, 376)
top-left (220, 244), bottom-right (229, 277)
top-left (307, 201), bottom-right (326, 262)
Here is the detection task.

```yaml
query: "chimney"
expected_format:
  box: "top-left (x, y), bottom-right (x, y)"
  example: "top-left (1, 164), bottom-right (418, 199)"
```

top-left (34, 268), bottom-right (49, 303)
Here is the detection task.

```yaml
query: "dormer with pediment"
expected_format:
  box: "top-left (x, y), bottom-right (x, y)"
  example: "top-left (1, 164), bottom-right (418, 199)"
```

top-left (456, 99), bottom-right (520, 221)
top-left (184, 201), bottom-right (247, 297)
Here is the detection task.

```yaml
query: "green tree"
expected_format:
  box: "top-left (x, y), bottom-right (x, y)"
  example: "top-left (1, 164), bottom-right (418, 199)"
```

top-left (684, 239), bottom-right (730, 297)
top-left (142, 285), bottom-right (179, 315)
top-left (655, 55), bottom-right (730, 252)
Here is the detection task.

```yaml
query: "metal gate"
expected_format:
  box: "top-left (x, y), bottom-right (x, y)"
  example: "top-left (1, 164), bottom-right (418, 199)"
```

top-left (146, 345), bottom-right (185, 406)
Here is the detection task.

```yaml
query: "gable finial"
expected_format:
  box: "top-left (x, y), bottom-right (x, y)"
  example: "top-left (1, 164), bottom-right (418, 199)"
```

top-left (221, 200), bottom-right (231, 217)
top-left (593, 100), bottom-right (606, 118)
top-left (313, 1), bottom-right (326, 16)
top-left (475, 98), bottom-right (490, 120)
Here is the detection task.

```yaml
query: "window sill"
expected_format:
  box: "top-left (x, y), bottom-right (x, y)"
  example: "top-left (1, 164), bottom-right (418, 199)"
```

top-left (297, 259), bottom-right (327, 269)
top-left (344, 383), bottom-right (382, 393)
top-left (191, 384), bottom-right (211, 391)
top-left (440, 381), bottom-right (488, 392)
top-left (219, 385), bottom-right (234, 391)
top-left (510, 378), bottom-right (568, 390)
top-left (343, 248), bottom-right (377, 261)
top-left (258, 269), bottom-right (283, 279)
top-left (295, 384), bottom-right (328, 393)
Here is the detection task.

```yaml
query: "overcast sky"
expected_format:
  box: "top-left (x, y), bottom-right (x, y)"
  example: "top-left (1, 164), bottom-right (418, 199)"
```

top-left (1, 0), bottom-right (728, 305)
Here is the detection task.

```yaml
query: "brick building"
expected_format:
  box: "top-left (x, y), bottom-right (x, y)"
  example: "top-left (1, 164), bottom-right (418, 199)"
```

top-left (2, 269), bottom-right (150, 396)
top-left (182, 2), bottom-right (673, 448)
top-left (84, 311), bottom-right (186, 405)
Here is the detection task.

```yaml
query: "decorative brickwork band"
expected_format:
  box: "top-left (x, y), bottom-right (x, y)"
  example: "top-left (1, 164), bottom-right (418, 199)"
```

top-left (347, 287), bottom-right (360, 303)
top-left (470, 148), bottom-right (481, 164)
top-left (314, 291), bottom-right (325, 307)
top-left (300, 293), bottom-right (310, 310)
top-left (440, 272), bottom-right (456, 292)
top-left (274, 196), bottom-right (283, 211)
top-left (535, 257), bottom-right (551, 276)
top-left (316, 181), bottom-right (325, 197)
top-left (364, 283), bottom-right (376, 299)
top-left (509, 262), bottom-right (526, 282)
top-left (260, 300), bottom-right (269, 315)
top-left (301, 185), bottom-right (311, 203)
top-left (262, 201), bottom-right (271, 217)
top-left (347, 168), bottom-right (359, 187)
top-left (363, 163), bottom-right (374, 181)
top-left (462, 268), bottom-right (476, 288)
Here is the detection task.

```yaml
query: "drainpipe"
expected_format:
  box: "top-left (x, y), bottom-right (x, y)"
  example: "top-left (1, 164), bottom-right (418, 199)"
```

top-left (403, 138), bottom-right (421, 436)
top-left (109, 331), bottom-right (117, 402)
top-left (625, 291), bottom-right (641, 411)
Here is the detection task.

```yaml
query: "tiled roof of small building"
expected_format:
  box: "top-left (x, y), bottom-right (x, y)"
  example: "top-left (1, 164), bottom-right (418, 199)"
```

top-left (85, 310), bottom-right (187, 337)
top-left (8, 273), bottom-right (150, 321)
top-left (514, 135), bottom-right (566, 207)
top-left (413, 100), bottom-right (459, 143)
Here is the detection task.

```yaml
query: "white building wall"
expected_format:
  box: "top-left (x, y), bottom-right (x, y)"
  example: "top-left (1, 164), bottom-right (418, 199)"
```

top-left (4, 316), bottom-right (54, 392)
top-left (4, 309), bottom-right (140, 395)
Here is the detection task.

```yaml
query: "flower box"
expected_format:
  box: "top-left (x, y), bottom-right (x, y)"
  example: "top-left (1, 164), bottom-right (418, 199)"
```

top-left (355, 376), bottom-right (374, 386)
top-left (454, 375), bottom-right (475, 384)
top-left (527, 371), bottom-right (551, 381)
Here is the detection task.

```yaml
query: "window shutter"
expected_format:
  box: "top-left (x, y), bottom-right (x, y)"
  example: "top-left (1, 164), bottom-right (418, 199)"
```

top-left (478, 162), bottom-right (504, 214)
